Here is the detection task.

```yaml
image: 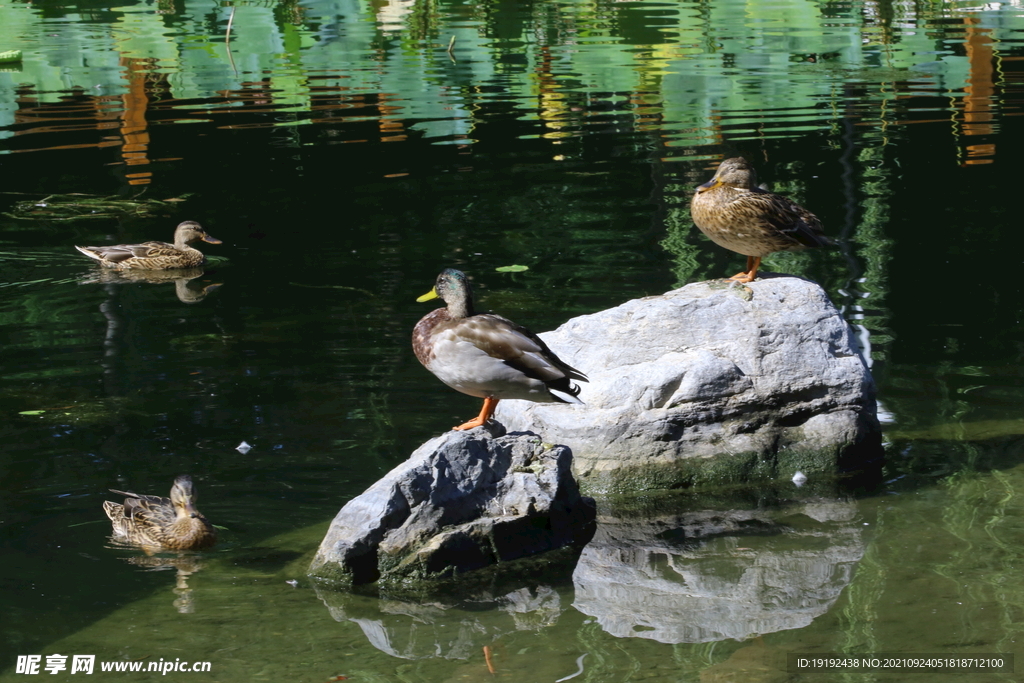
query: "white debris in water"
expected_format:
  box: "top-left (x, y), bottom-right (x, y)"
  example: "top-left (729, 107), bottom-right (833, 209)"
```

top-left (236, 441), bottom-right (252, 454)
top-left (555, 653), bottom-right (588, 682)
top-left (792, 471), bottom-right (807, 487)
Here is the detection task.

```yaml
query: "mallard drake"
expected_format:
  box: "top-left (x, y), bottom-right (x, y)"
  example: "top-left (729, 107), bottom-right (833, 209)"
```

top-left (413, 268), bottom-right (587, 431)
top-left (76, 221), bottom-right (221, 270)
top-left (690, 158), bottom-right (831, 283)
top-left (102, 475), bottom-right (216, 551)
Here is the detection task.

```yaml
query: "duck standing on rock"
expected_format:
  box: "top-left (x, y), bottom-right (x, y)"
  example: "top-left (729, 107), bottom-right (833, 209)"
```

top-left (690, 157), bottom-right (831, 283)
top-left (102, 475), bottom-right (216, 552)
top-left (413, 268), bottom-right (587, 431)
top-left (76, 221), bottom-right (222, 270)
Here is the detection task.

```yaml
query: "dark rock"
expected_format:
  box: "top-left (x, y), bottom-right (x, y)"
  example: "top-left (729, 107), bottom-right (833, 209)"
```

top-left (308, 426), bottom-right (596, 587)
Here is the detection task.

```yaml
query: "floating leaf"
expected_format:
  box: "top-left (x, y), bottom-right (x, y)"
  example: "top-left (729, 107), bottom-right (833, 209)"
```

top-left (19, 410), bottom-right (45, 415)
top-left (495, 265), bottom-right (529, 273)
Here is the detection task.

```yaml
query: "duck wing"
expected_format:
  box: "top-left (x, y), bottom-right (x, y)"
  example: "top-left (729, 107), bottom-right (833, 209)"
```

top-left (109, 489), bottom-right (176, 526)
top-left (80, 241), bottom-right (180, 264)
top-left (748, 189), bottom-right (831, 249)
top-left (460, 314), bottom-right (587, 390)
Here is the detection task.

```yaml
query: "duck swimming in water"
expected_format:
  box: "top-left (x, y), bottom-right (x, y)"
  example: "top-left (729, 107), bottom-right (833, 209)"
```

top-left (76, 221), bottom-right (221, 270)
top-left (102, 475), bottom-right (216, 552)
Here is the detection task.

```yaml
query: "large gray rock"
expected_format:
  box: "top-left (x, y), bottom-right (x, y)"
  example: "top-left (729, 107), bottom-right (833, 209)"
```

top-left (308, 426), bottom-right (595, 587)
top-left (494, 277), bottom-right (880, 493)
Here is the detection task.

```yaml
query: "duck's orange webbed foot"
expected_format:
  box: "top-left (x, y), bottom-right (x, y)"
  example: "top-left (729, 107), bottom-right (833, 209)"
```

top-left (453, 397), bottom-right (499, 431)
top-left (453, 417), bottom-right (487, 431)
top-left (726, 256), bottom-right (760, 284)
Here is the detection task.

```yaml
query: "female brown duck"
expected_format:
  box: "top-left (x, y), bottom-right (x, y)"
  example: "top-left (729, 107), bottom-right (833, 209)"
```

top-left (690, 158), bottom-right (831, 283)
top-left (102, 475), bottom-right (216, 551)
top-left (414, 268), bottom-right (587, 431)
top-left (76, 221), bottom-right (221, 270)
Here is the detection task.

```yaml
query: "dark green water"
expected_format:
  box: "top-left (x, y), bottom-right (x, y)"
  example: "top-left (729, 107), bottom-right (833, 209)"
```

top-left (2, 0), bottom-right (1024, 681)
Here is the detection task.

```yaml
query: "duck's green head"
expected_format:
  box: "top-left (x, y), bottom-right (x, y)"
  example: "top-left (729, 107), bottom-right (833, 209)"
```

top-left (417, 268), bottom-right (474, 317)
top-left (417, 268), bottom-right (471, 303)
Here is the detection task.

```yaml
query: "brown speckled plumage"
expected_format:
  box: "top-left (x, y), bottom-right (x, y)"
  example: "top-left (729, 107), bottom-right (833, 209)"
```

top-left (76, 221), bottom-right (221, 270)
top-left (412, 307), bottom-right (447, 367)
top-left (690, 158), bottom-right (830, 283)
top-left (413, 268), bottom-right (586, 431)
top-left (102, 475), bottom-right (216, 552)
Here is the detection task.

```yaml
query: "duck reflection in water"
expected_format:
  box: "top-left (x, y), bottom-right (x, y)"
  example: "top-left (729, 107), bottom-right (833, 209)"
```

top-left (122, 555), bottom-right (205, 614)
top-left (80, 267), bottom-right (223, 304)
top-left (690, 157), bottom-right (832, 283)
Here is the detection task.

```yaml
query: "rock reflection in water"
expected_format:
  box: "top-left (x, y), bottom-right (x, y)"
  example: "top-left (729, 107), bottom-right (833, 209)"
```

top-left (80, 267), bottom-right (222, 304)
top-left (314, 583), bottom-right (561, 660)
top-left (572, 499), bottom-right (863, 643)
top-left (123, 555), bottom-right (204, 614)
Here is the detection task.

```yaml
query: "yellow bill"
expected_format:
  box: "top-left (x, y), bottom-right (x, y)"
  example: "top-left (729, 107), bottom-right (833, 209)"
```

top-left (416, 288), bottom-right (439, 302)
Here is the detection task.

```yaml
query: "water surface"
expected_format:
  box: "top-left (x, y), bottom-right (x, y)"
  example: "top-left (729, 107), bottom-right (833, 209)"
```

top-left (3, 0), bottom-right (1024, 680)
